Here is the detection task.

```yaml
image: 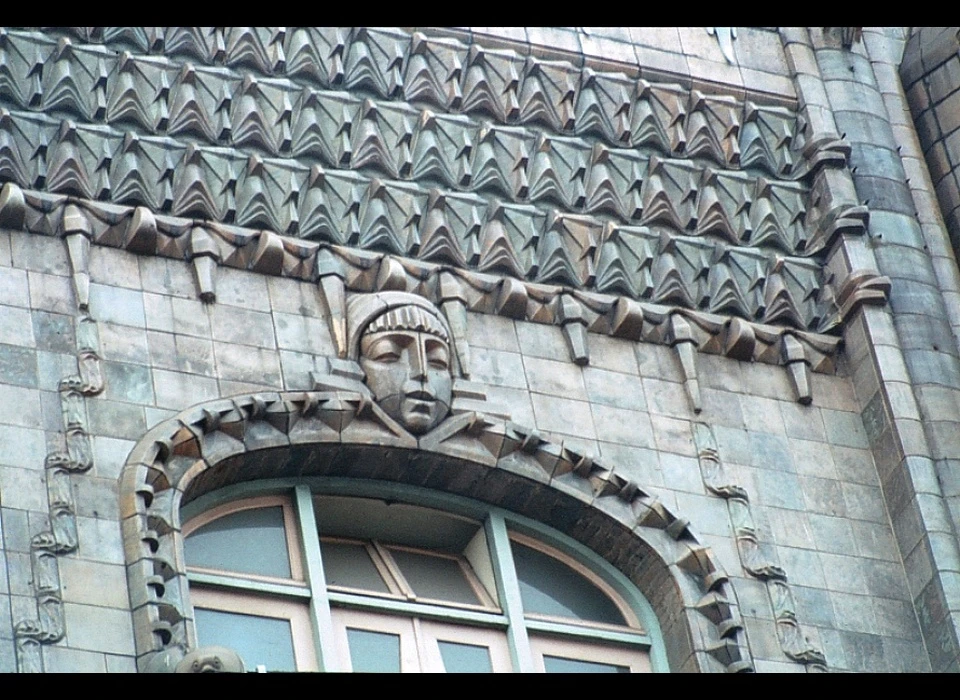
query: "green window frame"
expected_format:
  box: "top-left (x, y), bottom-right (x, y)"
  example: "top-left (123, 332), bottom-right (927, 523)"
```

top-left (180, 478), bottom-right (670, 673)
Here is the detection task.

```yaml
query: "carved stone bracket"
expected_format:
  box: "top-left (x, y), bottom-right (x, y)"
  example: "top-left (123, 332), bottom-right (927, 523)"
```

top-left (693, 422), bottom-right (827, 671)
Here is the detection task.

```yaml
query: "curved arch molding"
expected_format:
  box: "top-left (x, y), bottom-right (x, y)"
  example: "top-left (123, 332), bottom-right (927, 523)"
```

top-left (119, 390), bottom-right (756, 673)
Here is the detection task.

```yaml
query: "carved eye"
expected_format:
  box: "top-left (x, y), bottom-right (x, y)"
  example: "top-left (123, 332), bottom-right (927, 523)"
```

top-left (426, 342), bottom-right (449, 370)
top-left (365, 337), bottom-right (404, 363)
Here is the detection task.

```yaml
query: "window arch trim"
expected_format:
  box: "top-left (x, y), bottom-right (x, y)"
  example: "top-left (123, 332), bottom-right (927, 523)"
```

top-left (119, 391), bottom-right (753, 673)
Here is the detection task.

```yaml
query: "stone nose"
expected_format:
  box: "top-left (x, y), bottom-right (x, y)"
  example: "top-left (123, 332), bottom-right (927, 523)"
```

top-left (408, 336), bottom-right (428, 382)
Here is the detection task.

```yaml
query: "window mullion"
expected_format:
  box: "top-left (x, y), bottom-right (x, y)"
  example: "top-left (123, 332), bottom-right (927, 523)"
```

top-left (294, 484), bottom-right (342, 672)
top-left (485, 512), bottom-right (535, 673)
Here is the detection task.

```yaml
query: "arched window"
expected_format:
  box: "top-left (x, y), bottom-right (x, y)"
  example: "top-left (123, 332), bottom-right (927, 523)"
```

top-left (181, 482), bottom-right (668, 673)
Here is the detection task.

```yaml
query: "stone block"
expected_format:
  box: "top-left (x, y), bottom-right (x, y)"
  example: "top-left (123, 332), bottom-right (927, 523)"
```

top-left (935, 89), bottom-right (960, 137)
top-left (851, 519), bottom-right (900, 562)
top-left (596, 442), bottom-right (662, 489)
top-left (749, 432), bottom-right (794, 472)
top-left (142, 292), bottom-right (173, 333)
top-left (642, 377), bottom-right (690, 420)
top-left (267, 276), bottom-right (325, 317)
top-left (89, 284), bottom-right (145, 328)
top-left (636, 47), bottom-right (691, 86)
top-left (0, 422), bottom-right (45, 470)
top-left (628, 27), bottom-right (683, 54)
top-left (808, 512), bottom-right (857, 555)
top-left (788, 584), bottom-right (836, 628)
top-left (582, 366), bottom-right (646, 412)
top-left (89, 246), bottom-right (141, 290)
top-left (842, 481), bottom-right (889, 524)
top-left (98, 322), bottom-right (149, 365)
top-left (73, 513), bottom-right (124, 562)
top-left (152, 368), bottom-right (220, 411)
top-left (779, 401), bottom-right (826, 442)
top-left (530, 393), bottom-right (595, 440)
top-left (59, 558), bottom-right (131, 609)
top-left (11, 233), bottom-right (70, 276)
top-left (43, 645), bottom-right (107, 673)
top-left (800, 475), bottom-right (847, 518)
top-left (515, 322), bottom-right (567, 362)
top-left (85, 398), bottom-right (147, 441)
top-left (791, 437), bottom-right (839, 480)
top-left (754, 468), bottom-right (805, 511)
top-left (822, 409), bottom-right (870, 449)
top-left (213, 342), bottom-right (282, 387)
top-left (0, 344), bottom-right (38, 389)
top-left (174, 335), bottom-right (216, 377)
top-left (212, 267), bottom-right (271, 312)
top-left (838, 630), bottom-right (885, 671)
top-left (63, 603), bottom-right (136, 655)
top-left (883, 635), bottom-right (932, 673)
top-left (274, 311), bottom-right (334, 356)
top-left (138, 255), bottom-right (196, 299)
top-left (477, 385), bottom-right (534, 427)
top-left (0, 267), bottom-right (28, 308)
top-left (31, 311), bottom-right (75, 354)
top-left (0, 466), bottom-right (46, 512)
top-left (590, 403), bottom-right (655, 449)
top-left (819, 551), bottom-right (868, 594)
top-left (698, 388), bottom-right (744, 430)
top-left (92, 435), bottom-right (135, 481)
top-left (766, 506), bottom-right (816, 550)
top-left (102, 361), bottom-right (155, 406)
top-left (105, 655), bottom-right (137, 673)
top-left (465, 312), bottom-right (518, 353)
top-left (170, 297), bottom-right (212, 339)
top-left (470, 347), bottom-right (527, 390)
top-left (211, 305), bottom-right (276, 349)
top-left (0, 306), bottom-right (35, 348)
top-left (649, 414), bottom-right (696, 458)
top-left (523, 356), bottom-right (586, 400)
top-left (658, 452), bottom-right (703, 494)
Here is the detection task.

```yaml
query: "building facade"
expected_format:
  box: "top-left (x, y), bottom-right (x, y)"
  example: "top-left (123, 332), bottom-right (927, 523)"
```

top-left (0, 26), bottom-right (958, 672)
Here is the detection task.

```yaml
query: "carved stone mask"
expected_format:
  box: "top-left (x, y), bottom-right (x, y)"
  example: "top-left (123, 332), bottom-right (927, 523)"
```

top-left (358, 304), bottom-right (453, 435)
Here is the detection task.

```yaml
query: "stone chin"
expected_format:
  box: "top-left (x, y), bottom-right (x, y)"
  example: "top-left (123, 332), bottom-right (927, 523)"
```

top-left (375, 390), bottom-right (451, 435)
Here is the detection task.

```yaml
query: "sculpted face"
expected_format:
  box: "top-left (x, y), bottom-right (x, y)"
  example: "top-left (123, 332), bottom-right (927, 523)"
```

top-left (359, 326), bottom-right (453, 435)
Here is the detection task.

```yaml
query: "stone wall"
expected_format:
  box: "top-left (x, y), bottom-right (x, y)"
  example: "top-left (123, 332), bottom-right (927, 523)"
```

top-left (0, 26), bottom-right (957, 673)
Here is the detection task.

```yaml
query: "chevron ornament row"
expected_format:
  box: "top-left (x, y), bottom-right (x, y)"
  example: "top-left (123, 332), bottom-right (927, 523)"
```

top-left (0, 107), bottom-right (815, 275)
top-left (3, 28), bottom-right (798, 177)
top-left (0, 115), bottom-right (832, 332)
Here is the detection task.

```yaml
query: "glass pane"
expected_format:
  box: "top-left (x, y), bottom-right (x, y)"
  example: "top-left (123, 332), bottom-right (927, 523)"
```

top-left (512, 541), bottom-right (625, 625)
top-left (389, 548), bottom-right (481, 605)
top-left (194, 607), bottom-right (297, 672)
top-left (186, 507), bottom-right (291, 579)
top-left (543, 655), bottom-right (629, 673)
top-left (322, 541), bottom-right (390, 593)
top-left (347, 628), bottom-right (402, 673)
top-left (438, 641), bottom-right (494, 673)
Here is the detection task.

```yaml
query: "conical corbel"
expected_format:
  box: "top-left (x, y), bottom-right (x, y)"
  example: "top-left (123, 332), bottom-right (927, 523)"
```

top-left (439, 271), bottom-right (470, 378)
top-left (188, 226), bottom-right (221, 303)
top-left (667, 313), bottom-right (701, 413)
top-left (556, 294), bottom-right (589, 366)
top-left (62, 203), bottom-right (91, 311)
top-left (781, 333), bottom-right (812, 405)
top-left (317, 248), bottom-right (347, 358)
